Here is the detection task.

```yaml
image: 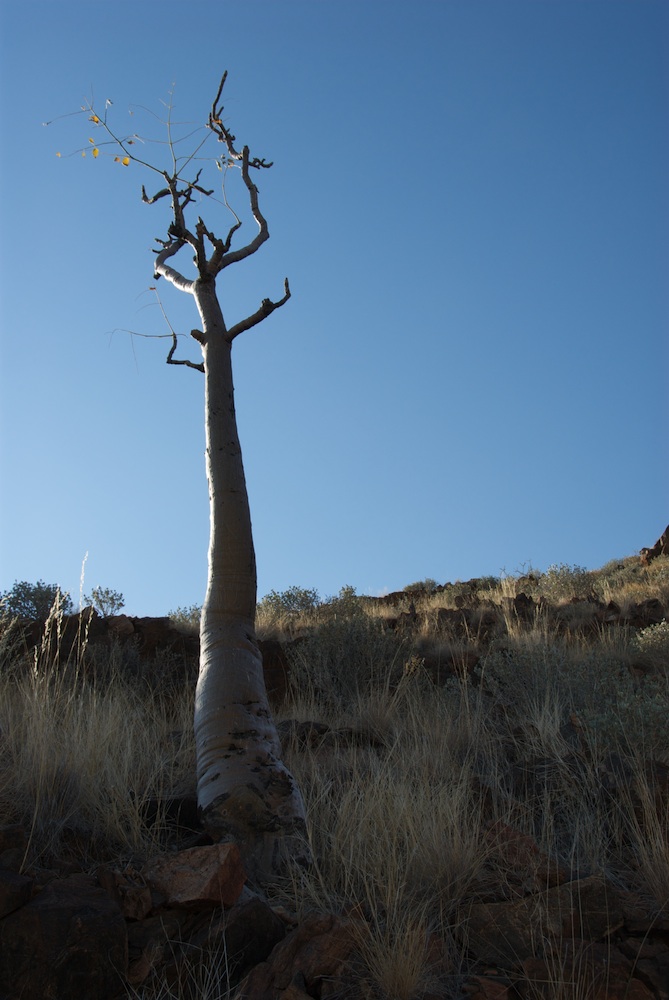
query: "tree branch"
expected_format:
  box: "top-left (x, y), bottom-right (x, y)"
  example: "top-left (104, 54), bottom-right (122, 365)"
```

top-left (227, 278), bottom-right (291, 341)
top-left (167, 331), bottom-right (204, 372)
top-left (153, 236), bottom-right (195, 291)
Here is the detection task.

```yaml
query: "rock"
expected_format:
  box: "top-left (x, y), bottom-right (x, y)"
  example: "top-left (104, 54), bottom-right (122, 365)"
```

top-left (259, 638), bottom-right (292, 704)
top-left (176, 887), bottom-right (288, 980)
top-left (0, 873), bottom-right (127, 1000)
top-left (107, 613), bottom-right (135, 638)
top-left (485, 821), bottom-right (568, 892)
top-left (0, 868), bottom-right (33, 919)
top-left (0, 825), bottom-right (28, 856)
top-left (465, 876), bottom-right (623, 968)
top-left (277, 719), bottom-right (333, 750)
top-left (0, 824), bottom-right (28, 873)
top-left (464, 975), bottom-right (513, 999)
top-left (626, 598), bottom-right (666, 628)
top-left (520, 942), bottom-right (655, 999)
top-left (142, 842), bottom-right (245, 909)
top-left (126, 910), bottom-right (195, 985)
top-left (237, 911), bottom-right (359, 1000)
top-left (639, 525), bottom-right (669, 565)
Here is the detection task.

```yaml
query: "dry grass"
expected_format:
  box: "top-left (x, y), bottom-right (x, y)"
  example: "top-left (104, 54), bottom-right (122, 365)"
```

top-left (1, 555), bottom-right (667, 998)
top-left (0, 606), bottom-right (195, 870)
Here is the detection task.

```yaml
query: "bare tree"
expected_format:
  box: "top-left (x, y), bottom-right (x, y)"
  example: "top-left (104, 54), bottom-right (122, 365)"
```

top-left (56, 73), bottom-right (310, 883)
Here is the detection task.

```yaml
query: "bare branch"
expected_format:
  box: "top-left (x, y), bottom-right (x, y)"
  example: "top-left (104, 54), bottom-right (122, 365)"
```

top-left (167, 331), bottom-right (204, 372)
top-left (227, 278), bottom-right (291, 341)
top-left (153, 236), bottom-right (195, 292)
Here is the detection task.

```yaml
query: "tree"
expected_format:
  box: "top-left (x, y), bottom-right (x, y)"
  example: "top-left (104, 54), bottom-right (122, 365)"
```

top-left (56, 73), bottom-right (310, 883)
top-left (1, 580), bottom-right (73, 620)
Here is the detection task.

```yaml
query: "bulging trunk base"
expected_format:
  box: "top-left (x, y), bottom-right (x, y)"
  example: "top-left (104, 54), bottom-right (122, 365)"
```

top-left (195, 636), bottom-right (312, 884)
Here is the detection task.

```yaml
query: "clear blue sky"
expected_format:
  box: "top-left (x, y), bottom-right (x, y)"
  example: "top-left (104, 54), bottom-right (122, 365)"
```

top-left (1, 1), bottom-right (667, 616)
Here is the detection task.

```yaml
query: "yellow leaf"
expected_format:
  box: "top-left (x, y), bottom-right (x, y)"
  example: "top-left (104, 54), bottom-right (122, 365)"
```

top-left (82, 151), bottom-right (86, 157)
top-left (121, 156), bottom-right (130, 166)
top-left (56, 152), bottom-right (61, 157)
top-left (114, 156), bottom-right (120, 162)
top-left (88, 137), bottom-right (95, 144)
top-left (89, 114), bottom-right (100, 124)
top-left (92, 147), bottom-right (99, 158)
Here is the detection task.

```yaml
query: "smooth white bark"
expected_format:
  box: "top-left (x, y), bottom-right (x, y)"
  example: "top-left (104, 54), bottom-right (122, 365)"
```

top-left (192, 280), bottom-right (310, 881)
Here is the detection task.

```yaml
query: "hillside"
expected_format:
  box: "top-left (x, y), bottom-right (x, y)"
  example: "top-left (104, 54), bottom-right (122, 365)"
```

top-left (0, 551), bottom-right (667, 999)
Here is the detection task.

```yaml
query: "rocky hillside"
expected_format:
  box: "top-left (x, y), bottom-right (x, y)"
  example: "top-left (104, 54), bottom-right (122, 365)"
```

top-left (0, 544), bottom-right (667, 999)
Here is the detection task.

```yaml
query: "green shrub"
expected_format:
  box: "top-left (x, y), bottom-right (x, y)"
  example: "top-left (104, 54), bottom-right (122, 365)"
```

top-left (84, 586), bottom-right (125, 617)
top-left (258, 586), bottom-right (321, 617)
top-left (0, 580), bottom-right (73, 620)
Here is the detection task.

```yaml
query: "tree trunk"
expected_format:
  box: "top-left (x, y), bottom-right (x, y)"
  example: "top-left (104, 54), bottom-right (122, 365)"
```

top-left (193, 279), bottom-right (310, 883)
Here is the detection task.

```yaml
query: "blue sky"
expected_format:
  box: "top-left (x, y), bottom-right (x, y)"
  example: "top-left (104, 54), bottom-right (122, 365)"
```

top-left (1, 1), bottom-right (667, 616)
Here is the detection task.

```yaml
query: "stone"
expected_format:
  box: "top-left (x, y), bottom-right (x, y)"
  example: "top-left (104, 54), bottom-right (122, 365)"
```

top-left (237, 911), bottom-right (359, 1000)
top-left (0, 868), bottom-right (33, 919)
top-left (639, 525), bottom-right (669, 565)
top-left (0, 873), bottom-right (127, 1000)
top-left (520, 942), bottom-right (655, 1000)
top-left (464, 975), bottom-right (513, 999)
top-left (0, 825), bottom-right (28, 856)
top-left (173, 887), bottom-right (288, 981)
top-left (485, 821), bottom-right (568, 892)
top-left (259, 638), bottom-right (292, 704)
top-left (465, 876), bottom-right (623, 968)
top-left (142, 842), bottom-right (245, 909)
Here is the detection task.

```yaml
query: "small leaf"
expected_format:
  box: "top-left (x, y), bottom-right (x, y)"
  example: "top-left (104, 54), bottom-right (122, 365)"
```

top-left (89, 114), bottom-right (100, 124)
top-left (114, 156), bottom-right (120, 162)
top-left (55, 152), bottom-right (61, 157)
top-left (121, 156), bottom-right (130, 166)
top-left (92, 147), bottom-right (99, 158)
top-left (82, 151), bottom-right (86, 157)
top-left (88, 137), bottom-right (95, 143)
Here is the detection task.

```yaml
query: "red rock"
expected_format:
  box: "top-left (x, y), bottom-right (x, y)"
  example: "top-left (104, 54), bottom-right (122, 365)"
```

top-left (0, 873), bottom-right (127, 999)
top-left (237, 911), bottom-right (358, 1000)
top-left (520, 943), bottom-right (655, 999)
top-left (639, 525), bottom-right (669, 565)
top-left (142, 842), bottom-right (245, 909)
top-left (465, 876), bottom-right (623, 968)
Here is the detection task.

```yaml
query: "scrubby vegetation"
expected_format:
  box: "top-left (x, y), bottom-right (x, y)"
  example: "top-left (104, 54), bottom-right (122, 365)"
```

top-left (1, 554), bottom-right (667, 998)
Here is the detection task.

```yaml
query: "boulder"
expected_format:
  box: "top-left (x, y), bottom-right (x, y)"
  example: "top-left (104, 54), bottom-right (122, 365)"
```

top-left (142, 842), bottom-right (245, 909)
top-left (465, 876), bottom-right (623, 968)
top-left (237, 911), bottom-right (359, 1000)
top-left (485, 821), bottom-right (569, 893)
top-left (0, 873), bottom-right (127, 1000)
top-left (520, 942), bottom-right (655, 999)
top-left (639, 525), bottom-right (669, 565)
top-left (0, 868), bottom-right (33, 919)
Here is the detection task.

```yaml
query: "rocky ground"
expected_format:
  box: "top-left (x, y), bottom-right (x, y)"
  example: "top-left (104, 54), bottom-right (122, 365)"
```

top-left (1, 545), bottom-right (668, 999)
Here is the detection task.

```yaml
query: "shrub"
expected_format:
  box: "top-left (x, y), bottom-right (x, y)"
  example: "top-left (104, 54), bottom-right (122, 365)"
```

top-left (288, 614), bottom-right (405, 708)
top-left (168, 604), bottom-right (202, 630)
top-left (539, 563), bottom-right (595, 603)
top-left (404, 579), bottom-right (439, 595)
top-left (0, 580), bottom-right (73, 620)
top-left (83, 586), bottom-right (125, 617)
top-left (258, 585), bottom-right (321, 617)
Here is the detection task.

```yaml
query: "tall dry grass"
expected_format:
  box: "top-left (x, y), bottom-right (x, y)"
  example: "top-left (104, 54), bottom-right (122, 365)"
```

top-left (1, 555), bottom-right (667, 998)
top-left (0, 606), bottom-right (195, 870)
